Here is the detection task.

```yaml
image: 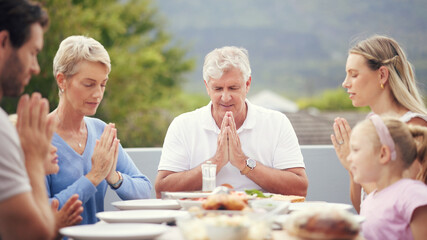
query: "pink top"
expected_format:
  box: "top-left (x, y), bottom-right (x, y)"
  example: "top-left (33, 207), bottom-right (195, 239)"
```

top-left (360, 179), bottom-right (427, 240)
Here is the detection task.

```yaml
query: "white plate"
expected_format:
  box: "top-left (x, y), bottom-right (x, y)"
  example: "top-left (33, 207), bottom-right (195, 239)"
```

top-left (59, 223), bottom-right (169, 240)
top-left (288, 201), bottom-right (353, 211)
top-left (96, 210), bottom-right (190, 224)
top-left (177, 199), bottom-right (204, 210)
top-left (162, 191), bottom-right (212, 199)
top-left (112, 199), bottom-right (181, 210)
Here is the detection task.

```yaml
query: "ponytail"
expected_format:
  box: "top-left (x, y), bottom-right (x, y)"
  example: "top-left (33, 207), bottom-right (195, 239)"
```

top-left (409, 125), bottom-right (427, 184)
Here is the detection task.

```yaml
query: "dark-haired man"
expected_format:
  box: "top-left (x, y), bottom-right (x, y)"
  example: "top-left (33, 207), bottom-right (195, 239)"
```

top-left (0, 0), bottom-right (55, 239)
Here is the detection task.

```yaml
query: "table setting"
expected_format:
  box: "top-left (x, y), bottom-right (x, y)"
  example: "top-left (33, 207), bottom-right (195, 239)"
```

top-left (60, 186), bottom-right (365, 240)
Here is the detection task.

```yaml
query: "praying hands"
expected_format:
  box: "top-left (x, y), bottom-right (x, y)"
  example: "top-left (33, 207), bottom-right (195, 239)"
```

top-left (212, 112), bottom-right (249, 173)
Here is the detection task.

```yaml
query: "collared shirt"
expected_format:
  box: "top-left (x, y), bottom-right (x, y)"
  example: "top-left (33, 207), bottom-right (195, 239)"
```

top-left (159, 99), bottom-right (304, 191)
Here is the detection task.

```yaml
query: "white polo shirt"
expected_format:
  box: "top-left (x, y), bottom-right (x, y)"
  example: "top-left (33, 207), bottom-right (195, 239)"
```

top-left (158, 99), bottom-right (305, 191)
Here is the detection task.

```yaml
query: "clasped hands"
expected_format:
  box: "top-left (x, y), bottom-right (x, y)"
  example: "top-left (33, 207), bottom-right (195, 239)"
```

top-left (87, 123), bottom-right (120, 186)
top-left (212, 111), bottom-right (248, 173)
top-left (331, 117), bottom-right (352, 170)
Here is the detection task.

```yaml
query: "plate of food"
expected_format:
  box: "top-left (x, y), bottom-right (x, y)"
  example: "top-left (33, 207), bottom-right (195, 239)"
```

top-left (112, 199), bottom-right (181, 210)
top-left (202, 192), bottom-right (251, 211)
top-left (96, 210), bottom-right (190, 224)
top-left (60, 223), bottom-right (169, 240)
top-left (244, 189), bottom-right (305, 203)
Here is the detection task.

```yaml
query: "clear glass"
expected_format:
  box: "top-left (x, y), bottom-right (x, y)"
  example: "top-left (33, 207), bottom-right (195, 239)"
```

top-left (201, 161), bottom-right (216, 191)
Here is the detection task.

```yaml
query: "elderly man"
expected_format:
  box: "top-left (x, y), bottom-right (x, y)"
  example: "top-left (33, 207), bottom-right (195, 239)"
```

top-left (155, 46), bottom-right (308, 198)
top-left (0, 1), bottom-right (55, 239)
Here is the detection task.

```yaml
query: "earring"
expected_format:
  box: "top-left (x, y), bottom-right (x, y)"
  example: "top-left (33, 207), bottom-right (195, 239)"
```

top-left (60, 88), bottom-right (64, 93)
top-left (380, 83), bottom-right (384, 89)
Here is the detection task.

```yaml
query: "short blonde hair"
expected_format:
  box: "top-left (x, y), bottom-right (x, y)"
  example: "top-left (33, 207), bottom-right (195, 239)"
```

top-left (53, 35), bottom-right (111, 79)
top-left (350, 35), bottom-right (427, 115)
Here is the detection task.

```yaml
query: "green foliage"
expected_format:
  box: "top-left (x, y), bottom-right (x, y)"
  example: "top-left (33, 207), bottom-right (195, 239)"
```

top-left (297, 88), bottom-right (369, 112)
top-left (1, 0), bottom-right (195, 147)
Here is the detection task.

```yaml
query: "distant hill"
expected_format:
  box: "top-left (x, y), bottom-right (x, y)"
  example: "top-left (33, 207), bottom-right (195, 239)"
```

top-left (153, 0), bottom-right (427, 98)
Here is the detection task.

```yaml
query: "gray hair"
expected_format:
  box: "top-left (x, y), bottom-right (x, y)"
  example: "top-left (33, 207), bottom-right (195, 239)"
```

top-left (202, 46), bottom-right (251, 83)
top-left (53, 35), bottom-right (111, 79)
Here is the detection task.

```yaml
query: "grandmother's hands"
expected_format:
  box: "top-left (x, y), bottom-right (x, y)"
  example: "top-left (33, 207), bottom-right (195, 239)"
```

top-left (87, 123), bottom-right (119, 186)
top-left (331, 117), bottom-right (352, 170)
top-left (16, 93), bottom-right (55, 172)
top-left (106, 124), bottom-right (120, 185)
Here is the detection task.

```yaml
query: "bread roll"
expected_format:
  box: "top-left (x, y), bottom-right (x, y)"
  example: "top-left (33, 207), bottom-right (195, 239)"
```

top-left (284, 207), bottom-right (360, 240)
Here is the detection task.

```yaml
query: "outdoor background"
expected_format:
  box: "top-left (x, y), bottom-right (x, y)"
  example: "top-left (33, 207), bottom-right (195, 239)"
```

top-left (2, 0), bottom-right (426, 147)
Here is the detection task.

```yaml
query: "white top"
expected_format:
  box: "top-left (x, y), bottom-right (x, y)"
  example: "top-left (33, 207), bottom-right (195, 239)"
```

top-left (158, 99), bottom-right (304, 191)
top-left (0, 108), bottom-right (31, 202)
top-left (399, 111), bottom-right (427, 123)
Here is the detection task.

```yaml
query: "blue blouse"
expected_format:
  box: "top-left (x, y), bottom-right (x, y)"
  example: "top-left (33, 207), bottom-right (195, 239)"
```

top-left (46, 117), bottom-right (152, 224)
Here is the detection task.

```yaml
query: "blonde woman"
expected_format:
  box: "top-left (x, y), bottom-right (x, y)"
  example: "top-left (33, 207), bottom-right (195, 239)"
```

top-left (46, 36), bottom-right (152, 225)
top-left (331, 35), bottom-right (427, 213)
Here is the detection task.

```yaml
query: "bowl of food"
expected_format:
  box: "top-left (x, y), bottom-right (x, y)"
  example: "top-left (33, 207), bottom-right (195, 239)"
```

top-left (177, 210), bottom-right (270, 240)
top-left (202, 192), bottom-right (250, 211)
top-left (203, 214), bottom-right (250, 240)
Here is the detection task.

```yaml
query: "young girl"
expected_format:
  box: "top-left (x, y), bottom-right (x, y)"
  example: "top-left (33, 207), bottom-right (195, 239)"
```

top-left (348, 114), bottom-right (427, 239)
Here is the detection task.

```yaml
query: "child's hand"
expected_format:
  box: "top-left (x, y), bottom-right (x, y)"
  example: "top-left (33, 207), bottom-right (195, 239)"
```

top-left (51, 194), bottom-right (83, 232)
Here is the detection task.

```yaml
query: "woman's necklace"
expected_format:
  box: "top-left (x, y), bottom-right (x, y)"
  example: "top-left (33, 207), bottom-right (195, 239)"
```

top-left (56, 111), bottom-right (84, 148)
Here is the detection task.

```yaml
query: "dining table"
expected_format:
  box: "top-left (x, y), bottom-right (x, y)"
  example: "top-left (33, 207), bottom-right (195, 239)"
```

top-left (61, 195), bottom-right (365, 240)
top-left (154, 225), bottom-right (294, 240)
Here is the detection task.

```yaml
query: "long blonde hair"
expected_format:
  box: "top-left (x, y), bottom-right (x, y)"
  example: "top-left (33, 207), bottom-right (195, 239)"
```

top-left (350, 35), bottom-right (427, 115)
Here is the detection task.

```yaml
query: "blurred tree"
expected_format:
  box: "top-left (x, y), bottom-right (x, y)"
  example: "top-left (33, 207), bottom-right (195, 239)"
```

top-left (0, 0), bottom-right (198, 147)
top-left (297, 87), bottom-right (369, 112)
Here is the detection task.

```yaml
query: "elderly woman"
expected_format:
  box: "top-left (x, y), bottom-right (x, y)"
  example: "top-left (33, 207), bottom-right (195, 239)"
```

top-left (46, 35), bottom-right (152, 224)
